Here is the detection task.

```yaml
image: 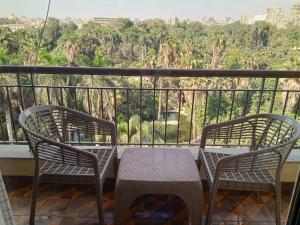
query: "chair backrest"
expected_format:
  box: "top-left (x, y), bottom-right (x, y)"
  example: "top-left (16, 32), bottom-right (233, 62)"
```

top-left (203, 114), bottom-right (300, 174)
top-left (202, 114), bottom-right (300, 170)
top-left (19, 105), bottom-right (64, 156)
top-left (251, 114), bottom-right (300, 162)
top-left (19, 105), bottom-right (115, 164)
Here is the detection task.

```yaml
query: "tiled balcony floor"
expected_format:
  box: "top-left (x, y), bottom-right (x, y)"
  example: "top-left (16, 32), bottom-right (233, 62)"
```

top-left (4, 177), bottom-right (293, 225)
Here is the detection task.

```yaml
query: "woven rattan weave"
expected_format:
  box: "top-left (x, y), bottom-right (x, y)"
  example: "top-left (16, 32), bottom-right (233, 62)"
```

top-left (19, 105), bottom-right (117, 225)
top-left (198, 114), bottom-right (300, 225)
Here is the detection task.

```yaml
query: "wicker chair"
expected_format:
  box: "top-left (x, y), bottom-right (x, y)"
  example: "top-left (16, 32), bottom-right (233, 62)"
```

top-left (0, 170), bottom-right (16, 225)
top-left (198, 114), bottom-right (300, 225)
top-left (19, 105), bottom-right (117, 225)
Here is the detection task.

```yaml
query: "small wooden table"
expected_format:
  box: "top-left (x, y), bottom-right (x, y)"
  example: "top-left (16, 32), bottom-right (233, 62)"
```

top-left (114, 147), bottom-right (203, 225)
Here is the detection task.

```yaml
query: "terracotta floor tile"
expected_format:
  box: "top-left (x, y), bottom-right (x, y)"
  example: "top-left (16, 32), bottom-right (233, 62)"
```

top-left (38, 198), bottom-right (70, 217)
top-left (5, 178), bottom-right (293, 225)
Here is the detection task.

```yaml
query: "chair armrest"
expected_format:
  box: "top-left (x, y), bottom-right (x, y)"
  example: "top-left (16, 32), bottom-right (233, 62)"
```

top-left (200, 115), bottom-right (259, 148)
top-left (215, 147), bottom-right (283, 175)
top-left (35, 138), bottom-right (99, 169)
top-left (61, 106), bottom-right (117, 145)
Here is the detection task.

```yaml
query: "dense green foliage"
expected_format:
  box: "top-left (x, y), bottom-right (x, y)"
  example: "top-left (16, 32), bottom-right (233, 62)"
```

top-left (0, 18), bottom-right (300, 144)
top-left (1, 18), bottom-right (299, 69)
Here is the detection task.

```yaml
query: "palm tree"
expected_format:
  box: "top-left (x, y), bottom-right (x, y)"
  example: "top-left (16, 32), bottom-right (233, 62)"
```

top-left (0, 28), bottom-right (37, 141)
top-left (129, 114), bottom-right (164, 144)
top-left (211, 35), bottom-right (227, 69)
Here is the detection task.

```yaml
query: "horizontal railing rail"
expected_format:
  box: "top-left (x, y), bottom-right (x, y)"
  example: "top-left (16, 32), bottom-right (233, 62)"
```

top-left (0, 66), bottom-right (300, 147)
top-left (1, 65), bottom-right (300, 77)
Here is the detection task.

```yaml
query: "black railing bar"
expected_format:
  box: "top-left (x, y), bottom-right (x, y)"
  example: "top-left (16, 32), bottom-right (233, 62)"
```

top-left (126, 89), bottom-right (130, 143)
top-left (256, 77), bottom-right (266, 114)
top-left (228, 91), bottom-right (236, 142)
top-left (30, 73), bottom-right (37, 104)
top-left (214, 90), bottom-right (222, 145)
top-left (203, 90), bottom-right (208, 127)
top-left (282, 91), bottom-right (289, 115)
top-left (86, 89), bottom-right (91, 114)
top-left (113, 88), bottom-right (117, 139)
top-left (2, 84), bottom-right (300, 93)
top-left (16, 73), bottom-right (24, 110)
top-left (164, 90), bottom-right (169, 144)
top-left (229, 90), bottom-right (236, 120)
top-left (216, 90), bottom-right (222, 124)
top-left (100, 89), bottom-right (104, 118)
top-left (152, 80), bottom-right (156, 147)
top-left (46, 87), bottom-right (51, 105)
top-left (189, 91), bottom-right (195, 144)
top-left (60, 87), bottom-right (64, 106)
top-left (294, 95), bottom-right (300, 120)
top-left (176, 90), bottom-right (182, 145)
top-left (239, 90), bottom-right (250, 145)
top-left (242, 90), bottom-right (250, 116)
top-left (1, 66), bottom-right (300, 78)
top-left (269, 78), bottom-right (279, 113)
top-left (139, 76), bottom-right (142, 147)
top-left (74, 88), bottom-right (78, 110)
top-left (5, 86), bottom-right (18, 142)
top-left (74, 88), bottom-right (80, 144)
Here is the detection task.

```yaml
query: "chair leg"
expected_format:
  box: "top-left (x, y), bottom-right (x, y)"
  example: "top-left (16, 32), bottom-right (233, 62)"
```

top-left (95, 182), bottom-right (105, 225)
top-left (197, 157), bottom-right (202, 170)
top-left (205, 184), bottom-right (218, 225)
top-left (275, 183), bottom-right (281, 225)
top-left (29, 172), bottom-right (40, 225)
top-left (114, 154), bottom-right (119, 178)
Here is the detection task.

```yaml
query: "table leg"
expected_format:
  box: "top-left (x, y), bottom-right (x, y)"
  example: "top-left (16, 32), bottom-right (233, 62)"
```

top-left (177, 184), bottom-right (203, 225)
top-left (114, 185), bottom-right (139, 225)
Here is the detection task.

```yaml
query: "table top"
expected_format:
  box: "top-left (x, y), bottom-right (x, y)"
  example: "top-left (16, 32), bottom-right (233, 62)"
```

top-left (118, 148), bottom-right (201, 182)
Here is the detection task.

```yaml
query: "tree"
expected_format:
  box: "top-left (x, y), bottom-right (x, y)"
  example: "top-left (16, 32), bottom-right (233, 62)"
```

top-left (251, 21), bottom-right (272, 49)
top-left (211, 34), bottom-right (227, 69)
top-left (42, 17), bottom-right (62, 50)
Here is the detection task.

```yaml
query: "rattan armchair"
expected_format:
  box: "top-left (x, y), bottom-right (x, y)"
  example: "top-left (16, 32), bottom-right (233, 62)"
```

top-left (19, 105), bottom-right (117, 225)
top-left (0, 170), bottom-right (16, 225)
top-left (198, 114), bottom-right (300, 225)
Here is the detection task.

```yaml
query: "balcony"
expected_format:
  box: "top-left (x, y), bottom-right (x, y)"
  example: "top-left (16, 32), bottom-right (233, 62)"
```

top-left (4, 177), bottom-right (294, 225)
top-left (0, 65), bottom-right (300, 224)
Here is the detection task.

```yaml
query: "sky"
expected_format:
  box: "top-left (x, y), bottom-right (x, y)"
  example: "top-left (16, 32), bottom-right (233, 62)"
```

top-left (0, 0), bottom-right (299, 20)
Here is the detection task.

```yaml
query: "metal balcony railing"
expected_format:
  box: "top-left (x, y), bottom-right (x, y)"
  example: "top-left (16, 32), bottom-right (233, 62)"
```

top-left (0, 65), bottom-right (299, 147)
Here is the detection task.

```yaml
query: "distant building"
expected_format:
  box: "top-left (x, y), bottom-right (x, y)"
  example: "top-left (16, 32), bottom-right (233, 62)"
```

top-left (61, 17), bottom-right (73, 24)
top-left (167, 16), bottom-right (179, 25)
top-left (225, 17), bottom-right (234, 24)
top-left (266, 7), bottom-right (285, 27)
top-left (92, 17), bottom-right (118, 26)
top-left (240, 13), bottom-right (266, 25)
top-left (199, 17), bottom-right (217, 26)
top-left (62, 18), bottom-right (87, 29)
top-left (0, 23), bottom-right (25, 31)
top-left (290, 3), bottom-right (300, 25)
top-left (0, 16), bottom-right (42, 31)
top-left (159, 111), bottom-right (178, 121)
top-left (252, 14), bottom-right (267, 23)
top-left (240, 15), bottom-right (252, 24)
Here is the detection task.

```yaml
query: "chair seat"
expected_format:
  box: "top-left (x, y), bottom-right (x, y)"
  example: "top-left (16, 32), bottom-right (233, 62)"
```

top-left (40, 147), bottom-right (115, 177)
top-left (199, 150), bottom-right (275, 191)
